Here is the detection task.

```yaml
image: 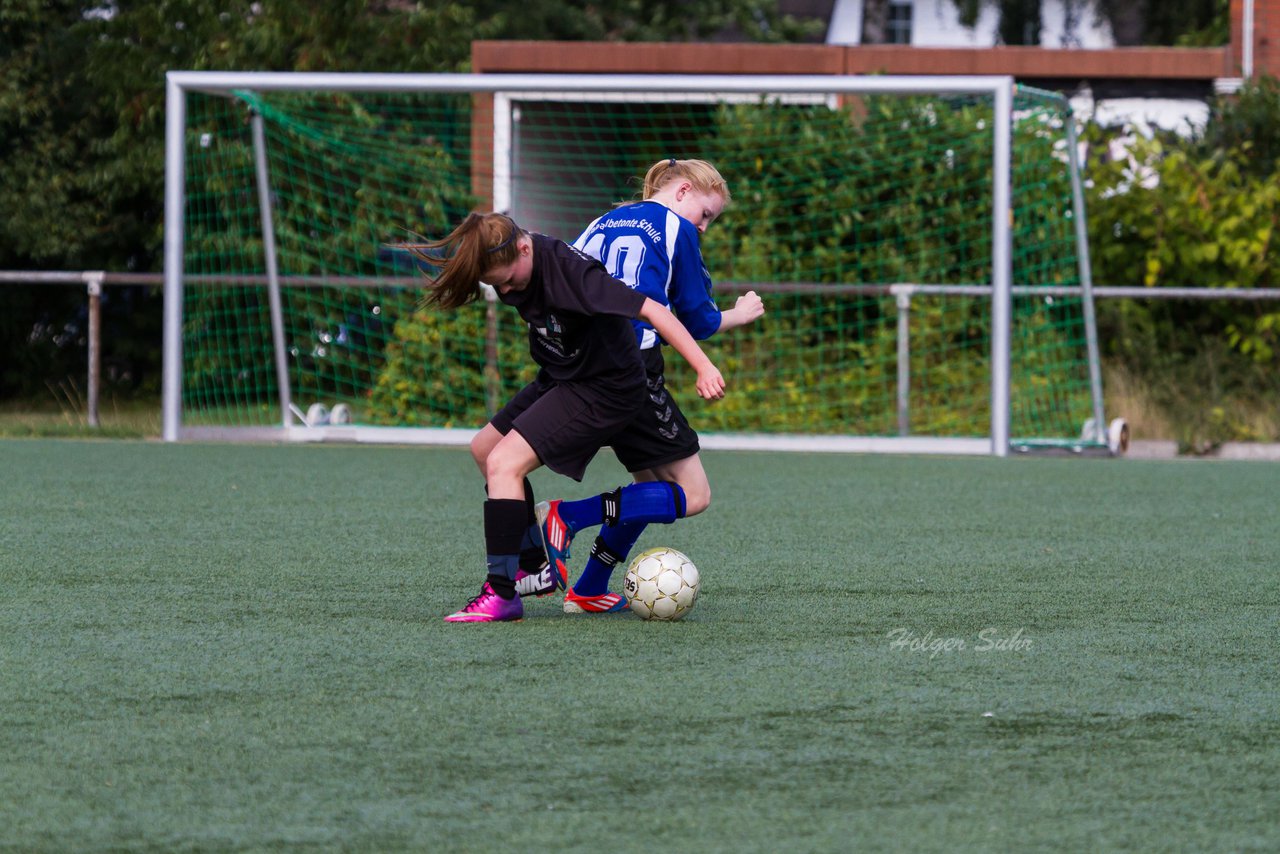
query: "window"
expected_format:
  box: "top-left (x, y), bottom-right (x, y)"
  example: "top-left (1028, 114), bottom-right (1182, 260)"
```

top-left (887, 1), bottom-right (913, 45)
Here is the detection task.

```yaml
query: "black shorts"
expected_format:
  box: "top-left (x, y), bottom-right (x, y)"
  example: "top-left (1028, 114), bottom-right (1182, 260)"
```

top-left (491, 373), bottom-right (646, 482)
top-left (609, 347), bottom-right (701, 473)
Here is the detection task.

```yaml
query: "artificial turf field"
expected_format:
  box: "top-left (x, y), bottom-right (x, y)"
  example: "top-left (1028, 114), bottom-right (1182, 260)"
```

top-left (1, 438), bottom-right (1277, 852)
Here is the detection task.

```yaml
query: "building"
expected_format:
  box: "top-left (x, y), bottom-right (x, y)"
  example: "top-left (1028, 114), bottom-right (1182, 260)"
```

top-left (824, 0), bottom-right (1114, 48)
top-left (473, 1), bottom-right (1277, 136)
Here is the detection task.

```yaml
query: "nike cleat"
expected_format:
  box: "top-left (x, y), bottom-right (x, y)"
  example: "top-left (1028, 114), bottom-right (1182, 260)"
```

top-left (563, 588), bottom-right (629, 614)
top-left (514, 560), bottom-right (568, 598)
top-left (444, 581), bottom-right (524, 623)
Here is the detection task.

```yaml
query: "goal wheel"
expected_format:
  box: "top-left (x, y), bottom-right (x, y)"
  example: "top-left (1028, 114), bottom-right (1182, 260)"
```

top-left (305, 402), bottom-right (330, 426)
top-left (1107, 417), bottom-right (1130, 456)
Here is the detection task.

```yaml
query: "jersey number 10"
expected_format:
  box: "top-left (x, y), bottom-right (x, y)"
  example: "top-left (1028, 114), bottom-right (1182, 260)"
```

top-left (579, 233), bottom-right (647, 290)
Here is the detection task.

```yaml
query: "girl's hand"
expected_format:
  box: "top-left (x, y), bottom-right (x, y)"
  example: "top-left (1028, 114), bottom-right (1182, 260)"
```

top-left (718, 290), bottom-right (766, 332)
top-left (696, 364), bottom-right (725, 401)
top-left (735, 291), bottom-right (765, 324)
top-left (638, 297), bottom-right (727, 401)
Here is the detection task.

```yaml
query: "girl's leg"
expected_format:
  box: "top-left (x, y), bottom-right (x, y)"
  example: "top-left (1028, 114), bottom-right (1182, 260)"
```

top-left (644, 453), bottom-right (712, 517)
top-left (562, 453), bottom-right (712, 597)
top-left (444, 430), bottom-right (542, 623)
top-left (469, 423), bottom-right (504, 474)
top-left (471, 423), bottom-right (555, 596)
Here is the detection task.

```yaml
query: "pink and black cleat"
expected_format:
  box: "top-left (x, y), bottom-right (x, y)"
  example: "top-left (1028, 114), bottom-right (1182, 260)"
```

top-left (444, 582), bottom-right (524, 623)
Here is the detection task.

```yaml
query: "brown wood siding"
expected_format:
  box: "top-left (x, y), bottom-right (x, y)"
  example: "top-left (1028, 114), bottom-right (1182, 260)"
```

top-left (471, 41), bottom-right (845, 75)
top-left (473, 40), bottom-right (1230, 82)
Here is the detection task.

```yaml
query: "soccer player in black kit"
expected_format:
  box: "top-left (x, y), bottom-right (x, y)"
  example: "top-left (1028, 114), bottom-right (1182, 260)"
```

top-left (410, 212), bottom-right (725, 622)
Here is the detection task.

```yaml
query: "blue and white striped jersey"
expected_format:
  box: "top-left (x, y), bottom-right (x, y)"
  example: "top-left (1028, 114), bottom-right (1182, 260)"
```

top-left (573, 200), bottom-right (721, 350)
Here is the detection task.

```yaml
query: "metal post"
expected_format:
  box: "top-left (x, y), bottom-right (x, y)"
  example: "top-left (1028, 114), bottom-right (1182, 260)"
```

top-left (250, 108), bottom-right (294, 428)
top-left (493, 93), bottom-right (512, 213)
top-left (487, 93), bottom-right (513, 415)
top-left (895, 286), bottom-right (912, 436)
top-left (1244, 0), bottom-right (1256, 79)
top-left (162, 76), bottom-right (186, 442)
top-left (990, 79), bottom-right (1014, 457)
top-left (1065, 113), bottom-right (1108, 442)
top-left (484, 285), bottom-right (500, 415)
top-left (84, 271), bottom-right (104, 428)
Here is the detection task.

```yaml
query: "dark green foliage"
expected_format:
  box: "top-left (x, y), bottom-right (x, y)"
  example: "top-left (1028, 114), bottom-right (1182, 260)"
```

top-left (1, 1), bottom-right (484, 400)
top-left (365, 298), bottom-right (535, 428)
top-left (1084, 77), bottom-right (1280, 447)
top-left (463, 0), bottom-right (824, 42)
top-left (1194, 75), bottom-right (1280, 175)
top-left (180, 90), bottom-right (481, 418)
top-left (2, 2), bottom-right (823, 402)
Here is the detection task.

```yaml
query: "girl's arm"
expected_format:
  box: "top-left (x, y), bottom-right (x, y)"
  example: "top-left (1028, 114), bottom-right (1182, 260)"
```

top-left (638, 298), bottom-right (725, 401)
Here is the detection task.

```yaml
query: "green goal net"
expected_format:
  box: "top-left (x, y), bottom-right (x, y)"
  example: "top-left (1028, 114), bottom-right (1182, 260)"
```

top-left (171, 74), bottom-right (1105, 453)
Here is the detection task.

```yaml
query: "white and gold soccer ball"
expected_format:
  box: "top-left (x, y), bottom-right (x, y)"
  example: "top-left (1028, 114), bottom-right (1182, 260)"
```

top-left (623, 547), bottom-right (700, 621)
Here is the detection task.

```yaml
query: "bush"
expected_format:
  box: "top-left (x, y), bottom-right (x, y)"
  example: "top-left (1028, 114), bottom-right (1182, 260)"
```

top-left (1084, 77), bottom-right (1280, 446)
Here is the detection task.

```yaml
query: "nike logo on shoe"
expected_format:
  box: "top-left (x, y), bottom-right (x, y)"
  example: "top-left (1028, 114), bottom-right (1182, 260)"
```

top-left (515, 566), bottom-right (554, 596)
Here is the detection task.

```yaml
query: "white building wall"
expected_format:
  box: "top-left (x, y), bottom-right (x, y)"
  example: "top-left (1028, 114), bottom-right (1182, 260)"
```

top-left (826, 0), bottom-right (1207, 136)
top-left (827, 0), bottom-right (1115, 48)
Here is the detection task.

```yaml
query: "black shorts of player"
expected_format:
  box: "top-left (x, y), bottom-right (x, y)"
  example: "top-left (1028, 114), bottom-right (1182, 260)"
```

top-left (608, 347), bottom-right (701, 473)
top-left (490, 373), bottom-right (646, 482)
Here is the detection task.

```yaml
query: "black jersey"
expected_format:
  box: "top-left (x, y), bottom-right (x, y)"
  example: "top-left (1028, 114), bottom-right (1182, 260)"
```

top-left (498, 234), bottom-right (647, 389)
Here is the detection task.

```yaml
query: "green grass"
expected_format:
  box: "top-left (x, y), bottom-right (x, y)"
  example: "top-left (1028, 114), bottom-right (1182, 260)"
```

top-left (0, 396), bottom-right (160, 439)
top-left (1, 440), bottom-right (1277, 852)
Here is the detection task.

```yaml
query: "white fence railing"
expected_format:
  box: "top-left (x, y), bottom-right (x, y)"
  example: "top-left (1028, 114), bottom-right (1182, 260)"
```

top-left (3, 270), bottom-right (1279, 432)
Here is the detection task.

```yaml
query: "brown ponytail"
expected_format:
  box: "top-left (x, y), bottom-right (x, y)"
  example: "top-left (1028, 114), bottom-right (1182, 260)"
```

top-left (407, 212), bottom-right (525, 309)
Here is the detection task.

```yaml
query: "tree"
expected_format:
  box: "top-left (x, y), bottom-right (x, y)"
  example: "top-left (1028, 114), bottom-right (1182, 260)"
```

top-left (463, 0), bottom-right (822, 42)
top-left (1085, 79), bottom-right (1280, 446)
top-left (0, 2), bottom-right (824, 399)
top-left (1, 0), bottom-right (822, 274)
top-left (0, 0), bottom-right (487, 396)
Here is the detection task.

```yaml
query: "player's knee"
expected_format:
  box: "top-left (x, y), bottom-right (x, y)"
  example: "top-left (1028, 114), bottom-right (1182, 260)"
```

top-left (469, 433), bottom-right (489, 469)
top-left (484, 448), bottom-right (513, 484)
top-left (681, 481), bottom-right (711, 517)
top-left (471, 424), bottom-right (507, 469)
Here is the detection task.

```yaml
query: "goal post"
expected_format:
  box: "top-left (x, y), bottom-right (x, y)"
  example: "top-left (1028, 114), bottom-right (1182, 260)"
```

top-left (162, 71), bottom-right (1108, 456)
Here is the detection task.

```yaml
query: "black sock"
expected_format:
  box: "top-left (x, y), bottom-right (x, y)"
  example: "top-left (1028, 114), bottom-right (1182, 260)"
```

top-left (484, 498), bottom-right (527, 598)
top-left (488, 573), bottom-right (517, 599)
top-left (523, 477), bottom-right (536, 526)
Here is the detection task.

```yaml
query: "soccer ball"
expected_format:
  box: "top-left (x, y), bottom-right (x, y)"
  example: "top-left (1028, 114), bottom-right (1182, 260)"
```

top-left (623, 547), bottom-right (700, 621)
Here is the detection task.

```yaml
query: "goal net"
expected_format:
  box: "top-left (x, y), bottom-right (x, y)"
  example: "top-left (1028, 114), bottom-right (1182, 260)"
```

top-left (164, 73), bottom-right (1106, 455)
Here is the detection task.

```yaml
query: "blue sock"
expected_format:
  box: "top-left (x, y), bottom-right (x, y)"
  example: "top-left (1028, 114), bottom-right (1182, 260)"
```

top-left (486, 553), bottom-right (520, 582)
top-left (556, 482), bottom-right (685, 533)
top-left (573, 521), bottom-right (646, 596)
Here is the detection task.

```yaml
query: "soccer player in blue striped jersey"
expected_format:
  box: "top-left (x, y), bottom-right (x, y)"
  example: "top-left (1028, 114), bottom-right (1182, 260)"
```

top-left (529, 158), bottom-right (765, 613)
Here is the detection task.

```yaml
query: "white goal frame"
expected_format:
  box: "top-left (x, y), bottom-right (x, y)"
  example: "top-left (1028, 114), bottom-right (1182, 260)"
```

top-left (162, 71), bottom-right (1106, 456)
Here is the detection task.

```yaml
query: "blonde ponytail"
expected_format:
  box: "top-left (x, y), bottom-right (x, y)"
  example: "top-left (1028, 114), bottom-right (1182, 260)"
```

top-left (641, 158), bottom-right (731, 203)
